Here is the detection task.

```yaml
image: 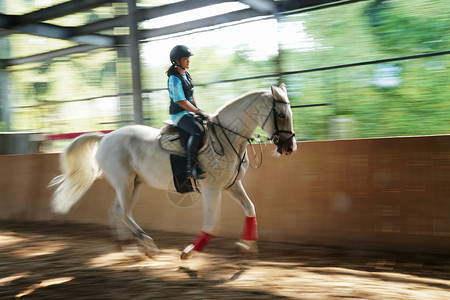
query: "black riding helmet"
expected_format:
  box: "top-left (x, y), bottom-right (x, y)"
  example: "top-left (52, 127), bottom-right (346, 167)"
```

top-left (170, 45), bottom-right (194, 65)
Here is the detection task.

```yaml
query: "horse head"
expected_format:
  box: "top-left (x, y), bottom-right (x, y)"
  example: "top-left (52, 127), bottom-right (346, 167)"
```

top-left (263, 84), bottom-right (297, 155)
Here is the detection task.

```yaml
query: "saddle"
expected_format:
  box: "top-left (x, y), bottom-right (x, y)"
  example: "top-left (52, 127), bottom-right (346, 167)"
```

top-left (158, 120), bottom-right (207, 155)
top-left (159, 121), bottom-right (207, 194)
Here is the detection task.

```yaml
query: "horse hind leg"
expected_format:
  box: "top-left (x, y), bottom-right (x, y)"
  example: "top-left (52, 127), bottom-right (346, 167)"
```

top-left (110, 175), bottom-right (159, 257)
top-left (127, 177), bottom-right (160, 257)
top-left (110, 197), bottom-right (134, 248)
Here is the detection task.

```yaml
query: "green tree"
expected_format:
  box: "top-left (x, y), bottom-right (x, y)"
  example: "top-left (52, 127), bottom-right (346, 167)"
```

top-left (279, 0), bottom-right (450, 139)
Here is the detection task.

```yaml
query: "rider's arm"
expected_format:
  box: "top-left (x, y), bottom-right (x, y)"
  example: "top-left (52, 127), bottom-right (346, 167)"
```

top-left (192, 98), bottom-right (201, 110)
top-left (177, 100), bottom-right (201, 113)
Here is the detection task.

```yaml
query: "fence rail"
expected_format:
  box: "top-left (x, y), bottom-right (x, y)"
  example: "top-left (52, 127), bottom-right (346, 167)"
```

top-left (11, 49), bottom-right (450, 110)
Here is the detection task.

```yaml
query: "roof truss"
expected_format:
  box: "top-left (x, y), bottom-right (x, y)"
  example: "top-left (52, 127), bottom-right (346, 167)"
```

top-left (0, 0), bottom-right (345, 67)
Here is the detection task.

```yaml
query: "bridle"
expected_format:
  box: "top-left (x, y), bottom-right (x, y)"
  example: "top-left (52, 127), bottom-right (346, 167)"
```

top-left (263, 98), bottom-right (296, 151)
top-left (211, 97), bottom-right (295, 146)
top-left (207, 96), bottom-right (295, 189)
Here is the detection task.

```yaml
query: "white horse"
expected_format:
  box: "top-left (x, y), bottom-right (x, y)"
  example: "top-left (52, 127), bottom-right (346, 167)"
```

top-left (49, 83), bottom-right (296, 259)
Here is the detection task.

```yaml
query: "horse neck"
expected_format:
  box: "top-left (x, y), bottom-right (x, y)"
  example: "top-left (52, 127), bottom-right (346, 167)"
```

top-left (215, 91), bottom-right (272, 141)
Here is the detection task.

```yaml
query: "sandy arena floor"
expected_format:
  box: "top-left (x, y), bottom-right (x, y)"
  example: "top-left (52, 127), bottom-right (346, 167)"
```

top-left (0, 221), bottom-right (449, 299)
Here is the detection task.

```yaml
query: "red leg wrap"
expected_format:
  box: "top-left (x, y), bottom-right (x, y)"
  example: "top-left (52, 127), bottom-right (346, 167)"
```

top-left (193, 231), bottom-right (214, 252)
top-left (242, 216), bottom-right (258, 240)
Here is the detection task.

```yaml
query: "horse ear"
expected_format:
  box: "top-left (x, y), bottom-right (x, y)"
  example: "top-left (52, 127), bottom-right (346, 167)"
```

top-left (271, 83), bottom-right (287, 99)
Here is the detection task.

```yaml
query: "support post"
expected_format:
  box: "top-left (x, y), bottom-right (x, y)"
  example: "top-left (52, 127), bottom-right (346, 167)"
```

top-left (127, 0), bottom-right (143, 124)
top-left (0, 3), bottom-right (11, 131)
top-left (116, 45), bottom-right (133, 124)
top-left (275, 15), bottom-right (283, 85)
top-left (0, 69), bottom-right (10, 131)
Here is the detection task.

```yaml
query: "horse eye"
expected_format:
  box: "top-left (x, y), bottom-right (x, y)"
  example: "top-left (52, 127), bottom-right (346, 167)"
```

top-left (278, 113), bottom-right (286, 120)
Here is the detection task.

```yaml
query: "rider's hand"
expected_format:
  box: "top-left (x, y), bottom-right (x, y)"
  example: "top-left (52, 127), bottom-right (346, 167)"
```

top-left (197, 110), bottom-right (210, 121)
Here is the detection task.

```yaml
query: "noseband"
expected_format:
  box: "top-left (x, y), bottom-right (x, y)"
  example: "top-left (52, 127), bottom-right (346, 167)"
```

top-left (264, 98), bottom-right (296, 149)
top-left (209, 96), bottom-right (295, 189)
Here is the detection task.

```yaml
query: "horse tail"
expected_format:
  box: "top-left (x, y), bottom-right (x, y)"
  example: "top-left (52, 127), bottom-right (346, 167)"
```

top-left (49, 132), bottom-right (105, 214)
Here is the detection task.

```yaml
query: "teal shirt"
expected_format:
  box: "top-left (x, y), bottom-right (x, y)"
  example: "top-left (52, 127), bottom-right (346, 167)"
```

top-left (168, 74), bottom-right (194, 125)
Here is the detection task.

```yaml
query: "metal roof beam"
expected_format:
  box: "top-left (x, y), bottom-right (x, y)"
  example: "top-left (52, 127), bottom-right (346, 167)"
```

top-left (137, 0), bottom-right (236, 21)
top-left (0, 13), bottom-right (13, 27)
top-left (2, 0), bottom-right (350, 67)
top-left (76, 0), bottom-right (235, 36)
top-left (238, 0), bottom-right (278, 14)
top-left (0, 21), bottom-right (115, 47)
top-left (70, 33), bottom-right (116, 47)
top-left (2, 45), bottom-right (102, 67)
top-left (4, 7), bottom-right (266, 66)
top-left (132, 8), bottom-right (265, 42)
top-left (75, 15), bottom-right (127, 36)
top-left (11, 0), bottom-right (117, 25)
top-left (277, 0), bottom-right (348, 11)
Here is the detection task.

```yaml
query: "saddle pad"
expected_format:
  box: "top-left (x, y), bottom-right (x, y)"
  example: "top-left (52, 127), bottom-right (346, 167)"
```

top-left (159, 133), bottom-right (186, 155)
top-left (170, 154), bottom-right (196, 194)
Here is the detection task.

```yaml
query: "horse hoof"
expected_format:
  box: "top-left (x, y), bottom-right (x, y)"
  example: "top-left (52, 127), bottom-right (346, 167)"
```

top-left (117, 239), bottom-right (141, 257)
top-left (139, 235), bottom-right (160, 258)
top-left (180, 244), bottom-right (196, 260)
top-left (235, 239), bottom-right (258, 256)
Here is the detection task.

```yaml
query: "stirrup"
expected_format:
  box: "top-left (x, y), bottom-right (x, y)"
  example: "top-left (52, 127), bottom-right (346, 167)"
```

top-left (186, 168), bottom-right (206, 180)
top-left (196, 166), bottom-right (206, 179)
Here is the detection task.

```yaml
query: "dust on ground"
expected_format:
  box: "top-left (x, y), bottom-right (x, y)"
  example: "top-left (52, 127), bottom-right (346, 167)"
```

top-left (0, 221), bottom-right (449, 299)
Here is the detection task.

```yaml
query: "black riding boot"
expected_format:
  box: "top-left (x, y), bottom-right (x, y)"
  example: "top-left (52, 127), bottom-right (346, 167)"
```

top-left (186, 134), bottom-right (206, 179)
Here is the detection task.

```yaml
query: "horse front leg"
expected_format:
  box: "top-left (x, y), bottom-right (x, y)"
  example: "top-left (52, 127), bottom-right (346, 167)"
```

top-left (226, 180), bottom-right (259, 255)
top-left (181, 187), bottom-right (222, 260)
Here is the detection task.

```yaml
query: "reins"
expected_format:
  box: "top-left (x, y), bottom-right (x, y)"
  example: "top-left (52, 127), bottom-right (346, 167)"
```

top-left (208, 116), bottom-right (255, 190)
top-left (208, 116), bottom-right (265, 168)
top-left (205, 96), bottom-right (292, 189)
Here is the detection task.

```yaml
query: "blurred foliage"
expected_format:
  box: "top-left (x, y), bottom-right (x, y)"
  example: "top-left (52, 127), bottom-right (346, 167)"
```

top-left (8, 49), bottom-right (118, 133)
top-left (366, 0), bottom-right (449, 54)
top-left (278, 0), bottom-right (449, 139)
top-left (1, 0), bottom-right (449, 143)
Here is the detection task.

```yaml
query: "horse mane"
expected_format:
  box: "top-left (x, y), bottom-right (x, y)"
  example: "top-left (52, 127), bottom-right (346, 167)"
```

top-left (214, 90), bottom-right (267, 115)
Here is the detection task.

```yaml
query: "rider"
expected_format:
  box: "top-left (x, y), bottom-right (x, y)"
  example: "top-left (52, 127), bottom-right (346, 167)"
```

top-left (167, 45), bottom-right (209, 179)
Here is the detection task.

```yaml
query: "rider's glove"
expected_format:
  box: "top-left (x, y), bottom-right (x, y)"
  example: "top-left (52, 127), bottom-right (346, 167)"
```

top-left (196, 110), bottom-right (209, 121)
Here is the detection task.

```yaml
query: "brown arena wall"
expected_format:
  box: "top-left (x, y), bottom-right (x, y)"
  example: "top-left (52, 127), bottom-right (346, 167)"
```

top-left (0, 135), bottom-right (449, 253)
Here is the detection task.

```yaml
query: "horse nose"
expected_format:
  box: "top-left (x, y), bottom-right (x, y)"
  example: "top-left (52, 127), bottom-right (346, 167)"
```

top-left (288, 138), bottom-right (297, 153)
top-left (283, 145), bottom-right (293, 155)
